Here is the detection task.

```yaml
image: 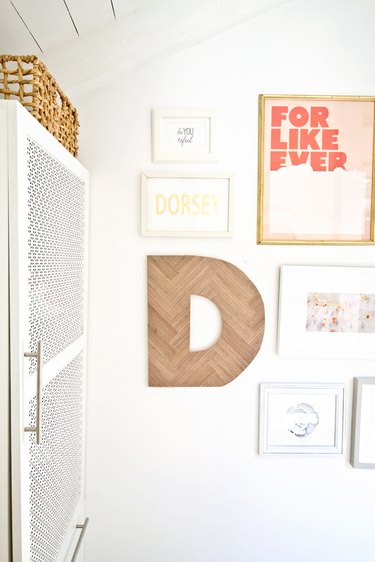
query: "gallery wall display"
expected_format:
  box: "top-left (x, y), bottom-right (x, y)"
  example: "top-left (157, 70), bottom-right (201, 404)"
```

top-left (259, 383), bottom-right (345, 455)
top-left (141, 172), bottom-right (232, 237)
top-left (147, 255), bottom-right (265, 387)
top-left (152, 108), bottom-right (217, 162)
top-left (351, 377), bottom-right (375, 468)
top-left (257, 95), bottom-right (375, 245)
top-left (278, 265), bottom-right (375, 359)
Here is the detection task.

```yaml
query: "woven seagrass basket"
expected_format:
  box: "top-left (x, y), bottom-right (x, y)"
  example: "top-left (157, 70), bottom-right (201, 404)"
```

top-left (0, 54), bottom-right (79, 157)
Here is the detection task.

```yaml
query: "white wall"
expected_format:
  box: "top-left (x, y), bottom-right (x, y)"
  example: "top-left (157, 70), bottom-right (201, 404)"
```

top-left (76, 0), bottom-right (375, 560)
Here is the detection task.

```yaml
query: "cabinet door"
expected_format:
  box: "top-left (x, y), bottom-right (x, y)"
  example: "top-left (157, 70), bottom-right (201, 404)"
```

top-left (7, 101), bottom-right (89, 562)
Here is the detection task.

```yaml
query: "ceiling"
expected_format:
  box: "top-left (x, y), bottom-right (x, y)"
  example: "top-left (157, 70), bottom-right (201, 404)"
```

top-left (0, 0), bottom-right (156, 53)
top-left (0, 0), bottom-right (292, 98)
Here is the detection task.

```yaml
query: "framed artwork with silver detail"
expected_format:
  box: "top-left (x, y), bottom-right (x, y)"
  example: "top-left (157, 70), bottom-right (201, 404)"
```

top-left (259, 383), bottom-right (345, 455)
top-left (351, 377), bottom-right (375, 468)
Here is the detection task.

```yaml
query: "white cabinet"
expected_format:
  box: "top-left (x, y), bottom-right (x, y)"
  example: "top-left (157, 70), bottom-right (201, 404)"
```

top-left (0, 101), bottom-right (89, 562)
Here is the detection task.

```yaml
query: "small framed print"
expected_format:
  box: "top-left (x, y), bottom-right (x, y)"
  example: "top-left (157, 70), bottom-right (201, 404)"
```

top-left (151, 108), bottom-right (217, 162)
top-left (351, 377), bottom-right (375, 468)
top-left (257, 95), bottom-right (375, 244)
top-left (141, 172), bottom-right (232, 237)
top-left (259, 383), bottom-right (345, 455)
top-left (278, 265), bottom-right (375, 359)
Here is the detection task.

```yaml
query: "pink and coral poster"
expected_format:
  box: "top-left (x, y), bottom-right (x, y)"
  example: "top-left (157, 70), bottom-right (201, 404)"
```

top-left (258, 96), bottom-right (375, 243)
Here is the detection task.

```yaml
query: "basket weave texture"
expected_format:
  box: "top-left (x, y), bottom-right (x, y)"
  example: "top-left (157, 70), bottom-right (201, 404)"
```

top-left (0, 55), bottom-right (79, 156)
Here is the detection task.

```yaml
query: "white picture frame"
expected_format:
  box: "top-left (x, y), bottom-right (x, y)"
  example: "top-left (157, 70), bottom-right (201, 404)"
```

top-left (259, 383), bottom-right (345, 455)
top-left (351, 377), bottom-right (375, 468)
top-left (278, 265), bottom-right (375, 359)
top-left (141, 172), bottom-right (232, 237)
top-left (151, 108), bottom-right (217, 162)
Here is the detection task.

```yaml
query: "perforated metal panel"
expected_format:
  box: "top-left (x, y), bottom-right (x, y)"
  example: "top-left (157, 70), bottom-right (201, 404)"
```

top-left (28, 353), bottom-right (84, 562)
top-left (8, 107), bottom-right (88, 562)
top-left (27, 138), bottom-right (85, 371)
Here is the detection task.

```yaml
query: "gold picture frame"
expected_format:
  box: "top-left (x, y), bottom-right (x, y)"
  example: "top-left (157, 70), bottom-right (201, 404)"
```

top-left (257, 94), bottom-right (375, 245)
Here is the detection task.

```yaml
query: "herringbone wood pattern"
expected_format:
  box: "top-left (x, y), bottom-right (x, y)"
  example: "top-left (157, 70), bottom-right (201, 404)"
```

top-left (148, 256), bottom-right (265, 386)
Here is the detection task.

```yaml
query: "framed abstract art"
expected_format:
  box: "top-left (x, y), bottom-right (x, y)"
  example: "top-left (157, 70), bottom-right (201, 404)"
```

top-left (278, 265), bottom-right (375, 359)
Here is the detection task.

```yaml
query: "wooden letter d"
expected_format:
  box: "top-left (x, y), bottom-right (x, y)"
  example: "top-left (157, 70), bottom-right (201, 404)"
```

top-left (147, 256), bottom-right (265, 387)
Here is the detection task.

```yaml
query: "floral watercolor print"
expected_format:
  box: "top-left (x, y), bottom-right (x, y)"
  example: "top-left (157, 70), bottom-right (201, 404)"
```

top-left (285, 403), bottom-right (319, 437)
top-left (306, 292), bottom-right (375, 333)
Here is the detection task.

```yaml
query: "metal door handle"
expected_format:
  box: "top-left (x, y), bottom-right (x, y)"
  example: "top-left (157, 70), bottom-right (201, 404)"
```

top-left (71, 517), bottom-right (89, 561)
top-left (24, 340), bottom-right (43, 444)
